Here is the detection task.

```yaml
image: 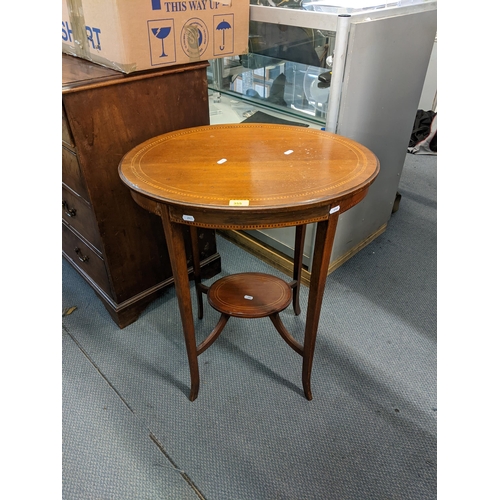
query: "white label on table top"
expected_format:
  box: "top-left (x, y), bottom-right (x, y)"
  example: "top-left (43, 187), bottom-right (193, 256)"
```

top-left (284, 150), bottom-right (294, 155)
top-left (182, 215), bottom-right (195, 221)
top-left (229, 200), bottom-right (249, 206)
top-left (217, 158), bottom-right (227, 164)
top-left (244, 295), bottom-right (253, 300)
top-left (330, 205), bottom-right (340, 214)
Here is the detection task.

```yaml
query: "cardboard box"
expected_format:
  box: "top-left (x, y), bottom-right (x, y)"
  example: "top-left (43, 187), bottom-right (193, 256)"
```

top-left (62, 0), bottom-right (249, 73)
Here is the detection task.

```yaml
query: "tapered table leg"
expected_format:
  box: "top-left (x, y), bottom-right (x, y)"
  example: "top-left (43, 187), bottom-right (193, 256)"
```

top-left (189, 226), bottom-right (204, 319)
top-left (292, 224), bottom-right (306, 315)
top-left (160, 205), bottom-right (200, 401)
top-left (302, 212), bottom-right (339, 400)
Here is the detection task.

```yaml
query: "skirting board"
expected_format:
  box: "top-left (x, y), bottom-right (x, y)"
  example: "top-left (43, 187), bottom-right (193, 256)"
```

top-left (218, 224), bottom-right (387, 287)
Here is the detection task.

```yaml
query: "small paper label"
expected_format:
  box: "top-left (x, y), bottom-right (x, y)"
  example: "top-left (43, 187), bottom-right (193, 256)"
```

top-left (284, 150), bottom-right (294, 155)
top-left (229, 200), bottom-right (249, 206)
top-left (182, 215), bottom-right (195, 221)
top-left (244, 295), bottom-right (253, 300)
top-left (330, 205), bottom-right (340, 214)
top-left (217, 158), bottom-right (227, 164)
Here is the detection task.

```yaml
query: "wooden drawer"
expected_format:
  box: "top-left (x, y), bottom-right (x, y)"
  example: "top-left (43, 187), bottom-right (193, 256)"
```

top-left (62, 222), bottom-right (111, 296)
top-left (62, 146), bottom-right (89, 201)
top-left (62, 106), bottom-right (75, 149)
top-left (62, 184), bottom-right (102, 252)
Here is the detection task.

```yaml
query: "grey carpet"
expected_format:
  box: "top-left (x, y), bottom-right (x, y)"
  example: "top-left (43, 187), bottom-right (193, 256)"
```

top-left (62, 153), bottom-right (437, 499)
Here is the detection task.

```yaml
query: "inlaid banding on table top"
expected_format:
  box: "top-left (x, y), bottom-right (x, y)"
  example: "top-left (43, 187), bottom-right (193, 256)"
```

top-left (166, 200), bottom-right (334, 228)
top-left (167, 214), bottom-right (331, 229)
top-left (119, 124), bottom-right (379, 208)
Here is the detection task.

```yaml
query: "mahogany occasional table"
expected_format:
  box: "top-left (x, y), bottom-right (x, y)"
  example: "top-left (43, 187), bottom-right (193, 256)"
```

top-left (119, 123), bottom-right (379, 401)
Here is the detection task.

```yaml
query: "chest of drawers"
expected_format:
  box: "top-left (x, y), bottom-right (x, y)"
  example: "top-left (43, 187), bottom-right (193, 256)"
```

top-left (62, 54), bottom-right (221, 328)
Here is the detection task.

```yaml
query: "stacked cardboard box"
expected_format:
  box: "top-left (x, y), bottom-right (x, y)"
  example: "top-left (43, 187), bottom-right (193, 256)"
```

top-left (62, 0), bottom-right (249, 73)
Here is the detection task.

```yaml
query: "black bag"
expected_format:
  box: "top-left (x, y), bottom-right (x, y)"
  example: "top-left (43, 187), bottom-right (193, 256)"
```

top-left (408, 109), bottom-right (437, 154)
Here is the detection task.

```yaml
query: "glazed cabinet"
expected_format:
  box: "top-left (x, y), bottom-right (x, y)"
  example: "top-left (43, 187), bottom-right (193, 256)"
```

top-left (207, 1), bottom-right (436, 279)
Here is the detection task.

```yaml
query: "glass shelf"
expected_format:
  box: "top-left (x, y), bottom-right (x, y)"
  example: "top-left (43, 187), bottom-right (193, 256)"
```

top-left (207, 53), bottom-right (330, 126)
top-left (207, 0), bottom-right (336, 126)
top-left (207, 89), bottom-right (323, 128)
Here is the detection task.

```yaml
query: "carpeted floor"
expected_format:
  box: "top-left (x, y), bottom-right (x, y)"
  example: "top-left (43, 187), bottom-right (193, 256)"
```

top-left (62, 152), bottom-right (437, 499)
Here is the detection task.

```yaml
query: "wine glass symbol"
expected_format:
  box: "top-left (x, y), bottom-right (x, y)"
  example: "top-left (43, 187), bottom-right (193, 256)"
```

top-left (151, 26), bottom-right (171, 57)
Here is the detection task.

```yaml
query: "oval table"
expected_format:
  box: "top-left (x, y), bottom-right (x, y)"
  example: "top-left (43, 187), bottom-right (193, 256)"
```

top-left (119, 123), bottom-right (379, 401)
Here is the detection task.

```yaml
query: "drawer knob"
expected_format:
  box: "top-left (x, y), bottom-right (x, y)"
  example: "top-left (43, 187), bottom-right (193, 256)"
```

top-left (62, 200), bottom-right (77, 217)
top-left (74, 247), bottom-right (89, 263)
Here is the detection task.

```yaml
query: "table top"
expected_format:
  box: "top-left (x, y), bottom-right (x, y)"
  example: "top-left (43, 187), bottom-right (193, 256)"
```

top-left (119, 123), bottom-right (379, 221)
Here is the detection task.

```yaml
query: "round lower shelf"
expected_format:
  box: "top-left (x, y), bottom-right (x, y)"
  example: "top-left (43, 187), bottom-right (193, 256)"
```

top-left (207, 272), bottom-right (292, 318)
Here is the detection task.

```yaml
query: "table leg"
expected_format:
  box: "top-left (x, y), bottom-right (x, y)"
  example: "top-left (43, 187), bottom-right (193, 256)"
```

top-left (160, 205), bottom-right (200, 401)
top-left (292, 224), bottom-right (306, 315)
top-left (302, 212), bottom-right (339, 400)
top-left (189, 226), bottom-right (204, 320)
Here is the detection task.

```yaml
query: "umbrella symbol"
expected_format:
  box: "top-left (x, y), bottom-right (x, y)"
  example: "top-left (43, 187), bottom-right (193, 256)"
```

top-left (216, 20), bottom-right (231, 50)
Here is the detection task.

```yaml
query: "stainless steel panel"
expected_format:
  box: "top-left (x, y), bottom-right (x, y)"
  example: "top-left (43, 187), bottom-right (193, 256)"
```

top-left (331, 9), bottom-right (437, 262)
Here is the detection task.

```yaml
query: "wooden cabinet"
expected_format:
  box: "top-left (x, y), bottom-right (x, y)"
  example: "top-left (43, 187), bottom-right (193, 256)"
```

top-left (62, 54), bottom-right (221, 328)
